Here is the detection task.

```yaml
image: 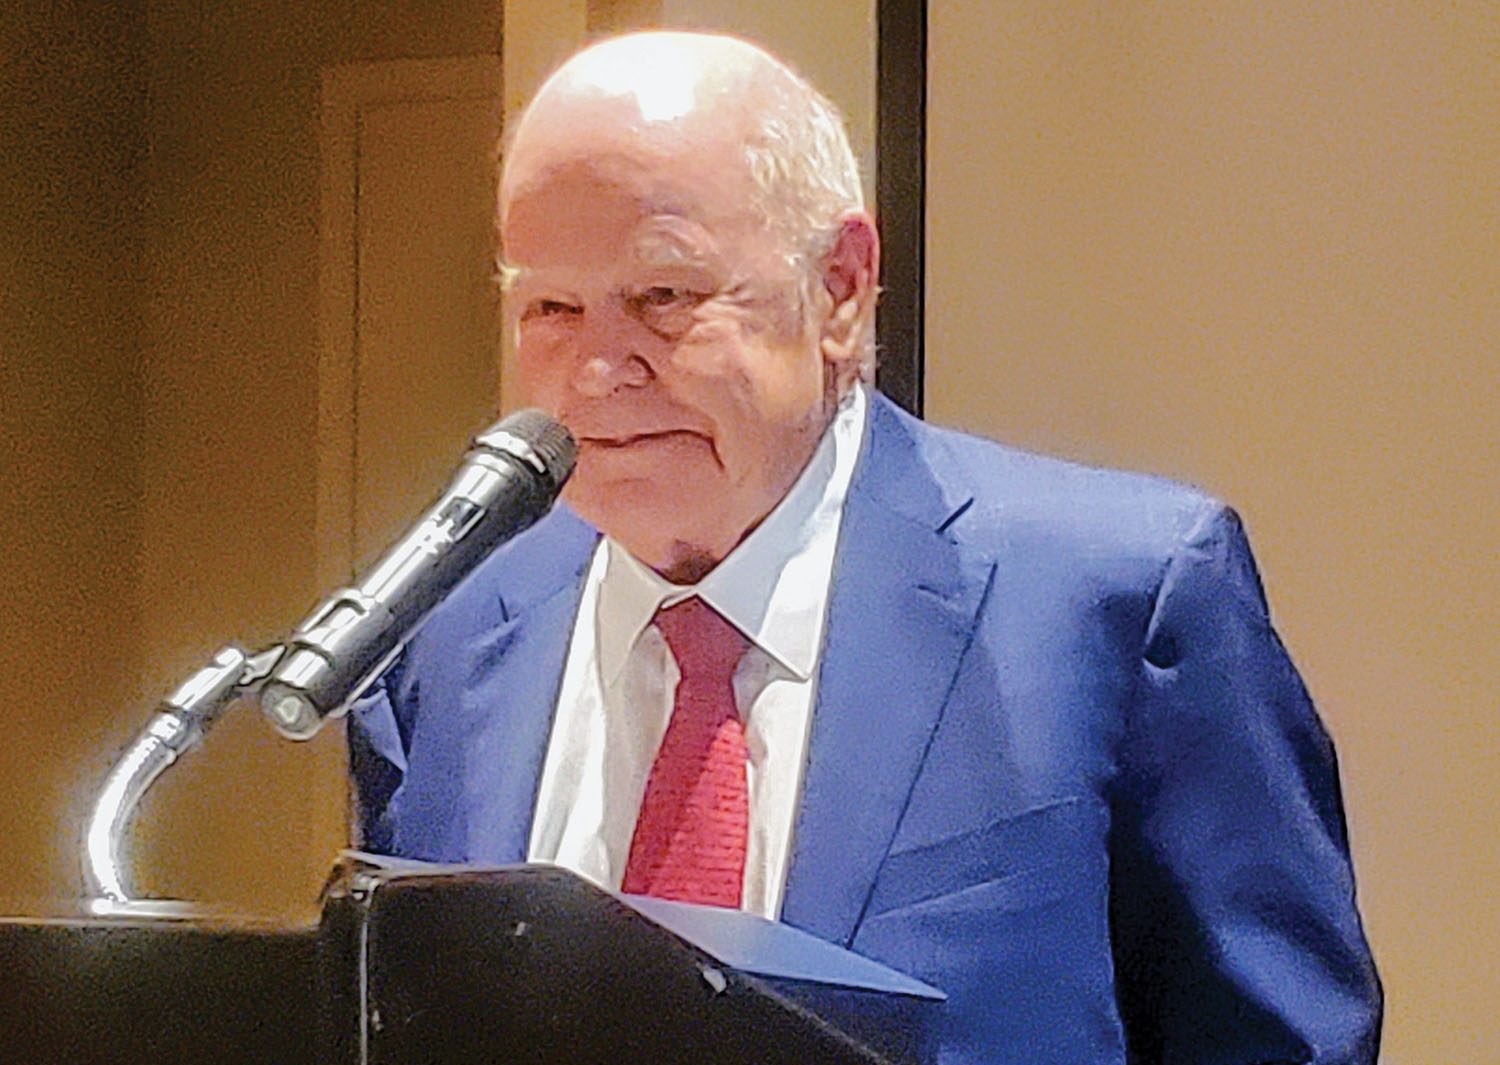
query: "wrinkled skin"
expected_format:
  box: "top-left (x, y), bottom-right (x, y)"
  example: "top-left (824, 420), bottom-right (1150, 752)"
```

top-left (499, 35), bottom-right (877, 582)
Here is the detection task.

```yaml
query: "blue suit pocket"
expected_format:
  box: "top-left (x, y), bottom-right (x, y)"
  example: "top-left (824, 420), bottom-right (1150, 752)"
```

top-left (864, 795), bottom-right (1100, 919)
top-left (852, 797), bottom-right (1122, 1064)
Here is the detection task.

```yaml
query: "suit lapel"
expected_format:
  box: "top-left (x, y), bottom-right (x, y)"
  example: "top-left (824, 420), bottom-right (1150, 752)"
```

top-left (439, 508), bottom-right (597, 864)
top-left (782, 396), bottom-right (995, 946)
top-left (454, 587), bottom-right (585, 863)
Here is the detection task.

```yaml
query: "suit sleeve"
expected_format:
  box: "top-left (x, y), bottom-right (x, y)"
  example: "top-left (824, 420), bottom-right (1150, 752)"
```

top-left (346, 650), bottom-right (416, 854)
top-left (1109, 503), bottom-right (1382, 1063)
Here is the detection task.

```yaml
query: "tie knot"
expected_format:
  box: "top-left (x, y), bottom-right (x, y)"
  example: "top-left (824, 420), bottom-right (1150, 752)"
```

top-left (653, 597), bottom-right (748, 681)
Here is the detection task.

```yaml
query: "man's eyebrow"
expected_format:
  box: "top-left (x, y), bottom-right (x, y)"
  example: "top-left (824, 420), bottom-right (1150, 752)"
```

top-left (631, 221), bottom-right (714, 270)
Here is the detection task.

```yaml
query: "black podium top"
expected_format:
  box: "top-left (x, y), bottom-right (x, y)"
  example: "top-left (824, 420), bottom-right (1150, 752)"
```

top-left (1, 904), bottom-right (319, 1065)
top-left (2, 860), bottom-right (938, 1065)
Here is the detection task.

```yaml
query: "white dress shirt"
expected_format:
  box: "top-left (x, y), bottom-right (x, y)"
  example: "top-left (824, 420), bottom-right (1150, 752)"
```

top-left (527, 385), bottom-right (867, 919)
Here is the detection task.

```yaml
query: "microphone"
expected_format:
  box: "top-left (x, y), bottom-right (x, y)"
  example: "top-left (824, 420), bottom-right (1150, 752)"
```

top-left (259, 409), bottom-right (575, 740)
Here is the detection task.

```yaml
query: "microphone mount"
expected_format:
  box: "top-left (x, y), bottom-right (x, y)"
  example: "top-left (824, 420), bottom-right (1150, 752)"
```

top-left (83, 642), bottom-right (288, 902)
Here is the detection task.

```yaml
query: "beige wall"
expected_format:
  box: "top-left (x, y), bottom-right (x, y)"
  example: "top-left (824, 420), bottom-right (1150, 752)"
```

top-left (927, 5), bottom-right (1498, 1061)
top-left (1, 1), bottom-right (146, 906)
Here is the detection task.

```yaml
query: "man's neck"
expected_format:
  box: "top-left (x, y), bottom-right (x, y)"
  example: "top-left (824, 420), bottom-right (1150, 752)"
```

top-left (653, 544), bottom-right (721, 586)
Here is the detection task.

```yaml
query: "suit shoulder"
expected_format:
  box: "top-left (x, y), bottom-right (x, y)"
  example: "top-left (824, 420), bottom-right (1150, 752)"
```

top-left (901, 413), bottom-right (1222, 562)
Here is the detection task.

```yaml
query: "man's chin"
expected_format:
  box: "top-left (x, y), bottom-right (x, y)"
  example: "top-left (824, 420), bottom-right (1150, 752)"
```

top-left (565, 481), bottom-right (739, 572)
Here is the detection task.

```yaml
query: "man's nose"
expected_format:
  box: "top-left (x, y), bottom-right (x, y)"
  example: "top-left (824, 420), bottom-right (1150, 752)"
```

top-left (571, 308), bottom-right (654, 398)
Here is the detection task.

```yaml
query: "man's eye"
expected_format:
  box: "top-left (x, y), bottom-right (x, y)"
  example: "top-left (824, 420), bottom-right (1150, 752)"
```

top-left (632, 286), bottom-right (701, 312)
top-left (640, 286), bottom-right (682, 306)
top-left (522, 299), bottom-right (581, 321)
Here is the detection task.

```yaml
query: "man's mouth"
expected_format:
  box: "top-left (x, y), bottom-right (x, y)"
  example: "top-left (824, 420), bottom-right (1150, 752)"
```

top-left (580, 429), bottom-right (709, 449)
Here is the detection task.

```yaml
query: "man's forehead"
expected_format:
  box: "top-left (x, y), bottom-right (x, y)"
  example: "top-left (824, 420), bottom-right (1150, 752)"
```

top-left (501, 111), bottom-right (747, 221)
top-left (501, 212), bottom-right (720, 281)
top-left (500, 36), bottom-right (777, 218)
top-left (506, 148), bottom-right (696, 211)
top-left (500, 149), bottom-right (756, 258)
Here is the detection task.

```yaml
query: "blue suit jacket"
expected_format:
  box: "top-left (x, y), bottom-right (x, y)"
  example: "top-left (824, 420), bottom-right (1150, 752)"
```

top-left (349, 392), bottom-right (1381, 1063)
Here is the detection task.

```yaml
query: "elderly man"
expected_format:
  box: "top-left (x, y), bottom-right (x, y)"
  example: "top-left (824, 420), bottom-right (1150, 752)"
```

top-left (350, 31), bottom-right (1380, 1063)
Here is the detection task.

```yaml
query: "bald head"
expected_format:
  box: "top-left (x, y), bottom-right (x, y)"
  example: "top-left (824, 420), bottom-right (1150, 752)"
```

top-left (519, 31), bottom-right (791, 130)
top-left (501, 31), bottom-right (865, 276)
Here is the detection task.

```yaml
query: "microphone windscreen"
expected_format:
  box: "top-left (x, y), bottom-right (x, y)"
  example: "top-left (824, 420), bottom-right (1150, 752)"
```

top-left (478, 409), bottom-right (576, 491)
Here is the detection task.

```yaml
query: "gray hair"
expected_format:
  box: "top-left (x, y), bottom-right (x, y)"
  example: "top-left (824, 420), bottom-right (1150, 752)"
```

top-left (740, 69), bottom-right (875, 379)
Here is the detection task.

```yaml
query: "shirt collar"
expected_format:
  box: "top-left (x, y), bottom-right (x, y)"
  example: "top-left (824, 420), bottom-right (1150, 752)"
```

top-left (596, 384), bottom-right (868, 684)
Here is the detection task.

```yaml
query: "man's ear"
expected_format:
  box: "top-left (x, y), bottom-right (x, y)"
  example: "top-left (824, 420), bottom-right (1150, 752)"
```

top-left (818, 210), bottom-right (880, 386)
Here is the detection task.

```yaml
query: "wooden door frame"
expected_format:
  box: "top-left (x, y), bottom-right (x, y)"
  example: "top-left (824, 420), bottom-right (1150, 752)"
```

top-left (875, 0), bottom-right (926, 417)
top-left (316, 55), bottom-right (503, 591)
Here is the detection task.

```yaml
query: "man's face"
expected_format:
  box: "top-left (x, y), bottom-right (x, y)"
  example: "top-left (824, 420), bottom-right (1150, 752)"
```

top-left (501, 144), bottom-right (835, 578)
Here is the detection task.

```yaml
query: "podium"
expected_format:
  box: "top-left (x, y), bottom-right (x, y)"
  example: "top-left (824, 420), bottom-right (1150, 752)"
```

top-left (2, 857), bottom-right (942, 1064)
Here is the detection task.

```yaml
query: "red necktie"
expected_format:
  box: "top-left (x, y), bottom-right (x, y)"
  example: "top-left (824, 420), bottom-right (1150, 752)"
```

top-left (621, 597), bottom-right (750, 907)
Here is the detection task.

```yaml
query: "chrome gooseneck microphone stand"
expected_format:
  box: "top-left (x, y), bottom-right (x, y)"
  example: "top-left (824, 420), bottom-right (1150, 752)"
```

top-left (82, 410), bottom-right (575, 904)
top-left (83, 644), bottom-right (286, 903)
